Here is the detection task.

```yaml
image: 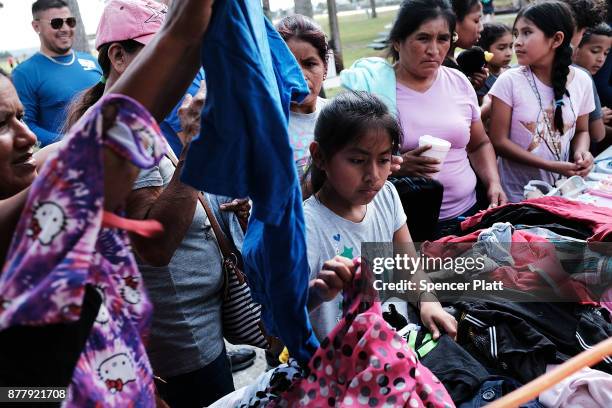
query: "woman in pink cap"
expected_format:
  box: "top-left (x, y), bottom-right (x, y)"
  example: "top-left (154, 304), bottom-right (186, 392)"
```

top-left (65, 0), bottom-right (169, 127)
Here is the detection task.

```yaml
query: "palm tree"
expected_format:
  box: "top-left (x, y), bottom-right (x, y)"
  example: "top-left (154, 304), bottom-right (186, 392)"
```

top-left (65, 0), bottom-right (90, 53)
top-left (294, 0), bottom-right (314, 18)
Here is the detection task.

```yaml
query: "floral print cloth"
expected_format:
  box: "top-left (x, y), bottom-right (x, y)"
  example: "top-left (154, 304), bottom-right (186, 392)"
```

top-left (0, 94), bottom-right (165, 406)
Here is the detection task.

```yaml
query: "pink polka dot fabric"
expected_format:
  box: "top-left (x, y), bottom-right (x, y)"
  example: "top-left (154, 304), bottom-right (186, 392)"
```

top-left (275, 259), bottom-right (455, 407)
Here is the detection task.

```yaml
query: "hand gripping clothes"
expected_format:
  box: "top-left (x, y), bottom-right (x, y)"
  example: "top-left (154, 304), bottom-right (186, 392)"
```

top-left (0, 94), bottom-right (166, 406)
top-left (181, 0), bottom-right (318, 363)
top-left (274, 260), bottom-right (455, 408)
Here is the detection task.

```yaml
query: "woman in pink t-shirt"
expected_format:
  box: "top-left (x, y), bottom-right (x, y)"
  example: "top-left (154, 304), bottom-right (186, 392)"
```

top-left (489, 2), bottom-right (595, 202)
top-left (341, 0), bottom-right (505, 237)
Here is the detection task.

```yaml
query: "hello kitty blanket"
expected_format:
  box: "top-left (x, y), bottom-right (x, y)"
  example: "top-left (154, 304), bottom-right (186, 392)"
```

top-left (0, 94), bottom-right (165, 406)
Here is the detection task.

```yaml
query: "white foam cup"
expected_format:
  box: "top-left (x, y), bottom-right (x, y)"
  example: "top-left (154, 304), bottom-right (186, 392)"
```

top-left (418, 135), bottom-right (451, 178)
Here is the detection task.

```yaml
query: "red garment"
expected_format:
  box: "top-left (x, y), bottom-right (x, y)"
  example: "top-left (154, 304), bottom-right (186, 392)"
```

top-left (460, 197), bottom-right (612, 242)
top-left (422, 230), bottom-right (483, 259)
top-left (423, 229), bottom-right (596, 304)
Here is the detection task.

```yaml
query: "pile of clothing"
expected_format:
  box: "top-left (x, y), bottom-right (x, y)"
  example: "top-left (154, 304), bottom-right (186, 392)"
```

top-left (210, 196), bottom-right (612, 408)
top-left (415, 196), bottom-right (612, 407)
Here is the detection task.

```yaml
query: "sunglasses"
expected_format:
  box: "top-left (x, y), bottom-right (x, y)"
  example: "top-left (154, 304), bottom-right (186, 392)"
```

top-left (36, 17), bottom-right (77, 30)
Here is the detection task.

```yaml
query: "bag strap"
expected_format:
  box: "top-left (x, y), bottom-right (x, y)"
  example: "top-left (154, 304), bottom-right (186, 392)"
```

top-left (164, 151), bottom-right (237, 263)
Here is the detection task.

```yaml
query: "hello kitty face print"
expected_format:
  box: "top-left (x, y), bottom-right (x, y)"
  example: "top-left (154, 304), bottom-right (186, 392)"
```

top-left (120, 276), bottom-right (142, 305)
top-left (97, 353), bottom-right (137, 393)
top-left (27, 202), bottom-right (67, 245)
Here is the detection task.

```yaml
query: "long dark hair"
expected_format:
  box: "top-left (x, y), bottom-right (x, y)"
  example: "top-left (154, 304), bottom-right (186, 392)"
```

top-left (309, 91), bottom-right (402, 195)
top-left (451, 0), bottom-right (481, 21)
top-left (579, 22), bottom-right (612, 46)
top-left (478, 22), bottom-right (512, 51)
top-left (276, 14), bottom-right (328, 68)
top-left (387, 0), bottom-right (456, 62)
top-left (516, 1), bottom-right (575, 133)
top-left (63, 40), bottom-right (143, 132)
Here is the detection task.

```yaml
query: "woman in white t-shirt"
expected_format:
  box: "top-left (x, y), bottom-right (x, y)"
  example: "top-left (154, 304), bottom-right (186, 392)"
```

top-left (489, 1), bottom-right (595, 202)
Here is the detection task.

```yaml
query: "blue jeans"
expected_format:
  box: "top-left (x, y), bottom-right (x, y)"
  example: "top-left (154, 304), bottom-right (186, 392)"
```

top-left (156, 348), bottom-right (235, 408)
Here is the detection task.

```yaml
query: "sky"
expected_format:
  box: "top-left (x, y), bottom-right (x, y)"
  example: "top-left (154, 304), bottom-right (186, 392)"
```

top-left (0, 0), bottom-right (302, 52)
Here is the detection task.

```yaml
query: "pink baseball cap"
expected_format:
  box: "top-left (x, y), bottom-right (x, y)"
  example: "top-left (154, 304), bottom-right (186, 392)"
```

top-left (95, 0), bottom-right (167, 50)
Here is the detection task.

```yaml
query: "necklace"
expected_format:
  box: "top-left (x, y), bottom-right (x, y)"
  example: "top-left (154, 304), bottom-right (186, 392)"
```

top-left (39, 50), bottom-right (75, 66)
top-left (522, 66), bottom-right (563, 161)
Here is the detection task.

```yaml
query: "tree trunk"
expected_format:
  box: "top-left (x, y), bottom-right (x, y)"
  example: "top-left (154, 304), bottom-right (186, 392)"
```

top-left (262, 0), bottom-right (272, 19)
top-left (65, 0), bottom-right (90, 53)
top-left (326, 0), bottom-right (343, 71)
top-left (294, 0), bottom-right (314, 18)
top-left (369, 0), bottom-right (377, 18)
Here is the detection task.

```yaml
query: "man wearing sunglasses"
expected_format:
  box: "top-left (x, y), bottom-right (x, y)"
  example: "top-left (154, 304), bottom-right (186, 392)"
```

top-left (11, 0), bottom-right (101, 147)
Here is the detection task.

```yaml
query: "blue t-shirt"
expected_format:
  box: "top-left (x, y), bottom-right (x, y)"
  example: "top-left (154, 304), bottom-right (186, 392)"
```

top-left (12, 51), bottom-right (102, 146)
top-left (181, 0), bottom-right (318, 364)
top-left (160, 69), bottom-right (206, 156)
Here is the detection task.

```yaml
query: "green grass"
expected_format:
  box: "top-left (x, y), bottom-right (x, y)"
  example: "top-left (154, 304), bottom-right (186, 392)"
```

top-left (315, 10), bottom-right (397, 69)
top-left (495, 13), bottom-right (517, 26)
top-left (495, 0), bottom-right (516, 8)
